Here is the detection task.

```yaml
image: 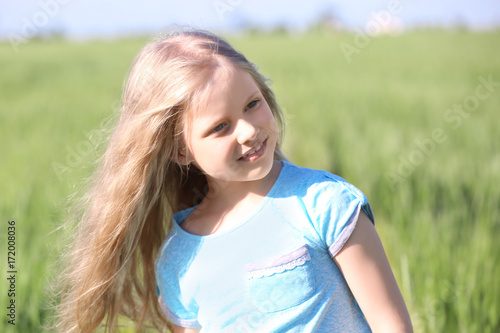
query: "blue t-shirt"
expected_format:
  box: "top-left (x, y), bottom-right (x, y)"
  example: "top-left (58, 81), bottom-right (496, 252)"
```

top-left (155, 161), bottom-right (375, 332)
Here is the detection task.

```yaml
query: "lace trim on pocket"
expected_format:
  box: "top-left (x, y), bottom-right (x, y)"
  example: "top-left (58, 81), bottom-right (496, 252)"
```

top-left (247, 252), bottom-right (311, 279)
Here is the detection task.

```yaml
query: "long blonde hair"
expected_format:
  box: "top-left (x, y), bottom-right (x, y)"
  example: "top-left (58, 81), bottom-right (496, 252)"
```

top-left (55, 29), bottom-right (286, 332)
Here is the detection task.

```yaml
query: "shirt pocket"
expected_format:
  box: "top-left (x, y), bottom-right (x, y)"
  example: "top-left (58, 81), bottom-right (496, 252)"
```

top-left (246, 245), bottom-right (316, 313)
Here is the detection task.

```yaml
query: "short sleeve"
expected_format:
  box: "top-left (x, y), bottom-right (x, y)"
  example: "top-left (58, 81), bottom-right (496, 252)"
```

top-left (155, 291), bottom-right (200, 328)
top-left (303, 172), bottom-right (375, 257)
top-left (155, 244), bottom-right (201, 328)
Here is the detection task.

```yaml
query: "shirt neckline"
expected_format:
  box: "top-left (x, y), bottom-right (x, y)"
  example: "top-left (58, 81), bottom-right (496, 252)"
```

top-left (172, 160), bottom-right (289, 240)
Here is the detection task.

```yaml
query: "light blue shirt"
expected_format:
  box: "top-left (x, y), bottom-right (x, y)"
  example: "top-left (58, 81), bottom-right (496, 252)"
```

top-left (155, 161), bottom-right (374, 332)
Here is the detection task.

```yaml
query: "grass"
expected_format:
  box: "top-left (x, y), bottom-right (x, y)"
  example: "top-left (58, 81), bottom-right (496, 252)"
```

top-left (1, 29), bottom-right (499, 332)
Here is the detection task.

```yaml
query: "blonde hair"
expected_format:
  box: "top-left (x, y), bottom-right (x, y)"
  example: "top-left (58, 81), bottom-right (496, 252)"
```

top-left (54, 29), bottom-right (286, 332)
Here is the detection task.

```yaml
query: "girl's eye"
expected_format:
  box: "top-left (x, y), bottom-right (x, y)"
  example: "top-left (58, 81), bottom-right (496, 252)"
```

top-left (212, 123), bottom-right (227, 133)
top-left (245, 99), bottom-right (260, 110)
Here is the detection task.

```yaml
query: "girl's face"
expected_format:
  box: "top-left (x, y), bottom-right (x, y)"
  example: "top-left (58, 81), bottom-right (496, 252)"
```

top-left (184, 64), bottom-right (278, 186)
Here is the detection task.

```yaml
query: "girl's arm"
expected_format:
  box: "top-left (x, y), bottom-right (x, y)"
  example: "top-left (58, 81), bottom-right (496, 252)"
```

top-left (172, 324), bottom-right (201, 333)
top-left (334, 211), bottom-right (413, 333)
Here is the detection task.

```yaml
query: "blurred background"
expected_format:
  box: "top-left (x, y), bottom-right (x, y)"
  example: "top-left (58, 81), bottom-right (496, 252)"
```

top-left (1, 1), bottom-right (499, 332)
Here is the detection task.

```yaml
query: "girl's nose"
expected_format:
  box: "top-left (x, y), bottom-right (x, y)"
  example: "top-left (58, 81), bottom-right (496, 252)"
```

top-left (236, 119), bottom-right (259, 145)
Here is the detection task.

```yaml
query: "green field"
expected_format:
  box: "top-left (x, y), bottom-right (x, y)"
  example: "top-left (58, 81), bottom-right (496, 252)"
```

top-left (1, 29), bottom-right (499, 332)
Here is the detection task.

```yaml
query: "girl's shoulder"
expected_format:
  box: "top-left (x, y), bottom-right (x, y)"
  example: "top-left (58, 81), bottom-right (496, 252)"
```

top-left (280, 161), bottom-right (374, 223)
top-left (281, 161), bottom-right (366, 201)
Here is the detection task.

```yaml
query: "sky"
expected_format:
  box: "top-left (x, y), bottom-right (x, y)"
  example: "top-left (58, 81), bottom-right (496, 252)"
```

top-left (1, 0), bottom-right (500, 40)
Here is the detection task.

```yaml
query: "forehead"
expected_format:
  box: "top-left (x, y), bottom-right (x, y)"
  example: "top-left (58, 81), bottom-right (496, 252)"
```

top-left (190, 61), bottom-right (260, 123)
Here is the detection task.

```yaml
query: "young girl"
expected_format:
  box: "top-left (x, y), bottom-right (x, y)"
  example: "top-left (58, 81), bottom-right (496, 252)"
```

top-left (56, 29), bottom-right (412, 332)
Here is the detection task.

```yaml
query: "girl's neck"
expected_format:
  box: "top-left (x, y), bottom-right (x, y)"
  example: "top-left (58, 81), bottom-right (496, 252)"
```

top-left (181, 160), bottom-right (282, 236)
top-left (205, 160), bottom-right (282, 207)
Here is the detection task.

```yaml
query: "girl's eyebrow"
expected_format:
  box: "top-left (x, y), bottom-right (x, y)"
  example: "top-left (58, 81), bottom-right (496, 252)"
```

top-left (246, 89), bottom-right (261, 101)
top-left (201, 89), bottom-right (262, 137)
top-left (201, 113), bottom-right (227, 137)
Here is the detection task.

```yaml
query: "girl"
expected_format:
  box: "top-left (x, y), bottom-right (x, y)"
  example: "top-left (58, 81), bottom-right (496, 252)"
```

top-left (55, 29), bottom-right (412, 332)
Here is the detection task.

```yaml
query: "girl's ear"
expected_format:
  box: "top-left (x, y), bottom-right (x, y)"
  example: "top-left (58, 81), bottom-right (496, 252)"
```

top-left (171, 148), bottom-right (192, 165)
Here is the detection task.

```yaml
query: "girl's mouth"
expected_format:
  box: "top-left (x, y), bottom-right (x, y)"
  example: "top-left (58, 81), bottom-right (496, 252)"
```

top-left (239, 139), bottom-right (267, 162)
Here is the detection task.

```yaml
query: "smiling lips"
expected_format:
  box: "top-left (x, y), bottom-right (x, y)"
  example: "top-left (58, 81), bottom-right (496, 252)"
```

top-left (239, 139), bottom-right (267, 162)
